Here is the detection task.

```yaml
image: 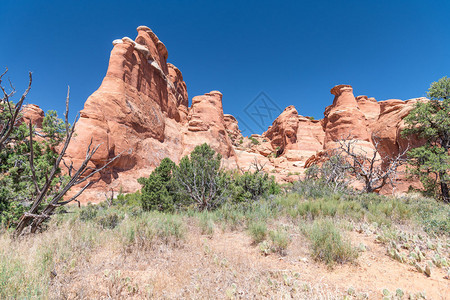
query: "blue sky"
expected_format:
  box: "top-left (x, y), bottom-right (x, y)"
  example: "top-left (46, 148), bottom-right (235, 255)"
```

top-left (1, 0), bottom-right (449, 134)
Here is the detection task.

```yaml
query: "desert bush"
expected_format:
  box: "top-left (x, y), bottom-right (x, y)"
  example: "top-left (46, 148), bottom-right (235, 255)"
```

top-left (249, 136), bottom-right (259, 145)
top-left (118, 212), bottom-right (185, 250)
top-left (230, 170), bottom-right (281, 203)
top-left (174, 144), bottom-right (229, 211)
top-left (138, 157), bottom-right (177, 212)
top-left (0, 109), bottom-right (65, 227)
top-left (303, 218), bottom-right (358, 267)
top-left (112, 190), bottom-right (141, 207)
top-left (303, 153), bottom-right (352, 194)
top-left (269, 227), bottom-right (291, 255)
top-left (79, 203), bottom-right (98, 221)
top-left (248, 220), bottom-right (268, 244)
top-left (96, 212), bottom-right (122, 229)
top-left (198, 212), bottom-right (215, 236)
top-left (292, 178), bottom-right (338, 199)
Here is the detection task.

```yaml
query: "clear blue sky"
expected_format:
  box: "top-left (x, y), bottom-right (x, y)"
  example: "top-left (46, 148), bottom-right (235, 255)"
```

top-left (1, 0), bottom-right (449, 134)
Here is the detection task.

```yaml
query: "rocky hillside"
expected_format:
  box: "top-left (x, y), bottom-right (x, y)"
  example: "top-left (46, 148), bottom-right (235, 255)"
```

top-left (26, 26), bottom-right (426, 202)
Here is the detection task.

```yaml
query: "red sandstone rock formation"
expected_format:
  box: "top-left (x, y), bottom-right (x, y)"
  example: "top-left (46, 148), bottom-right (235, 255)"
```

top-left (63, 26), bottom-right (236, 201)
top-left (322, 85), bottom-right (373, 152)
top-left (223, 114), bottom-right (242, 146)
top-left (262, 105), bottom-right (325, 164)
top-left (182, 91), bottom-right (237, 168)
top-left (21, 104), bottom-right (44, 128)
top-left (56, 26), bottom-right (426, 201)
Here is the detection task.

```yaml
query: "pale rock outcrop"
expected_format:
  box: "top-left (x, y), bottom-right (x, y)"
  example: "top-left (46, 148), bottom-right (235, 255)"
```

top-left (372, 98), bottom-right (427, 160)
top-left (356, 95), bottom-right (380, 126)
top-left (263, 105), bottom-right (299, 154)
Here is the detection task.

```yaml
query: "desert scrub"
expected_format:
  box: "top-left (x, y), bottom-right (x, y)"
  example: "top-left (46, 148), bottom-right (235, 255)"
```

top-left (303, 218), bottom-right (358, 267)
top-left (118, 212), bottom-right (185, 250)
top-left (0, 218), bottom-right (101, 299)
top-left (198, 212), bottom-right (215, 236)
top-left (249, 136), bottom-right (260, 145)
top-left (248, 220), bottom-right (268, 244)
top-left (269, 226), bottom-right (291, 255)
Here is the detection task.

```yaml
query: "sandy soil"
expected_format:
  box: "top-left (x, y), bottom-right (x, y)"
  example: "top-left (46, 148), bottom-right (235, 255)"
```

top-left (53, 224), bottom-right (449, 299)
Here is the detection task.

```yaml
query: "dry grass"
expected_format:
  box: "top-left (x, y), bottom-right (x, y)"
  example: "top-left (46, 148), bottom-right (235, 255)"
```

top-left (0, 191), bottom-right (449, 299)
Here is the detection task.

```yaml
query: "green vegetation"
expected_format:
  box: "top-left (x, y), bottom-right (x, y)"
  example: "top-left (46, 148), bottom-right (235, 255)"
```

top-left (136, 144), bottom-right (280, 212)
top-left (0, 174), bottom-right (448, 298)
top-left (138, 158), bottom-right (177, 212)
top-left (248, 220), bottom-right (267, 244)
top-left (302, 218), bottom-right (358, 267)
top-left (403, 76), bottom-right (450, 202)
top-left (249, 136), bottom-right (260, 145)
top-left (0, 107), bottom-right (66, 226)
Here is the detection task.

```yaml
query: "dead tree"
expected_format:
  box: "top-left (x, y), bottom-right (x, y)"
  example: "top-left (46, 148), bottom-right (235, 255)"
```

top-left (336, 135), bottom-right (408, 193)
top-left (0, 68), bottom-right (32, 151)
top-left (14, 88), bottom-right (121, 236)
top-left (321, 151), bottom-right (354, 192)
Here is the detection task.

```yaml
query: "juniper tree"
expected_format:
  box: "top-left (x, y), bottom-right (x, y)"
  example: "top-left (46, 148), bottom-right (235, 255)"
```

top-left (403, 76), bottom-right (450, 202)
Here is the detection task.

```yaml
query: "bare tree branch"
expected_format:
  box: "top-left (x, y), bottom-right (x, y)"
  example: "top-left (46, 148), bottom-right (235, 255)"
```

top-left (0, 70), bottom-right (32, 151)
top-left (14, 87), bottom-right (123, 237)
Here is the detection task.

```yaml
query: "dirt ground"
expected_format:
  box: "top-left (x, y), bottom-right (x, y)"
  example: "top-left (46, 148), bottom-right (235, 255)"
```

top-left (50, 222), bottom-right (449, 300)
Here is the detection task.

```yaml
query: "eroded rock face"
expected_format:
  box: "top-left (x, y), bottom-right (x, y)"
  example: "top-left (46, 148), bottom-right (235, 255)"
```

top-left (372, 98), bottom-right (427, 161)
top-left (323, 85), bottom-right (372, 151)
top-left (22, 104), bottom-right (44, 128)
top-left (263, 106), bottom-right (299, 154)
top-left (61, 26), bottom-right (425, 201)
top-left (64, 27), bottom-right (236, 201)
top-left (182, 91), bottom-right (237, 167)
top-left (223, 114), bottom-right (242, 146)
top-left (257, 85), bottom-right (425, 194)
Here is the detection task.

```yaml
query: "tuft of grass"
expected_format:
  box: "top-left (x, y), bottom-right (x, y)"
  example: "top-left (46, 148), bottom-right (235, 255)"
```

top-left (303, 218), bottom-right (358, 267)
top-left (97, 212), bottom-right (122, 229)
top-left (198, 212), bottom-right (215, 236)
top-left (248, 220), bottom-right (267, 244)
top-left (0, 219), bottom-right (101, 299)
top-left (119, 212), bottom-right (185, 250)
top-left (269, 227), bottom-right (291, 255)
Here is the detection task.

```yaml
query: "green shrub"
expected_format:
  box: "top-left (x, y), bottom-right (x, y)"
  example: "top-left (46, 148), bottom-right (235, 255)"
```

top-left (0, 112), bottom-right (65, 227)
top-left (198, 212), bottom-right (215, 236)
top-left (303, 219), bottom-right (358, 267)
top-left (96, 212), bottom-right (122, 229)
top-left (79, 204), bottom-right (98, 221)
top-left (174, 144), bottom-right (228, 211)
top-left (248, 220), bottom-right (267, 244)
top-left (269, 227), bottom-right (290, 255)
top-left (230, 170), bottom-right (281, 203)
top-left (119, 212), bottom-right (185, 249)
top-left (138, 158), bottom-right (177, 212)
top-left (293, 179), bottom-right (337, 199)
top-left (249, 137), bottom-right (259, 145)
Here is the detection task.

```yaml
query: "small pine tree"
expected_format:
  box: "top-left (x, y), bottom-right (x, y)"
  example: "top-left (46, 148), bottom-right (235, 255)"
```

top-left (138, 158), bottom-right (177, 212)
top-left (174, 143), bottom-right (227, 211)
top-left (403, 76), bottom-right (450, 202)
top-left (0, 108), bottom-right (65, 226)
